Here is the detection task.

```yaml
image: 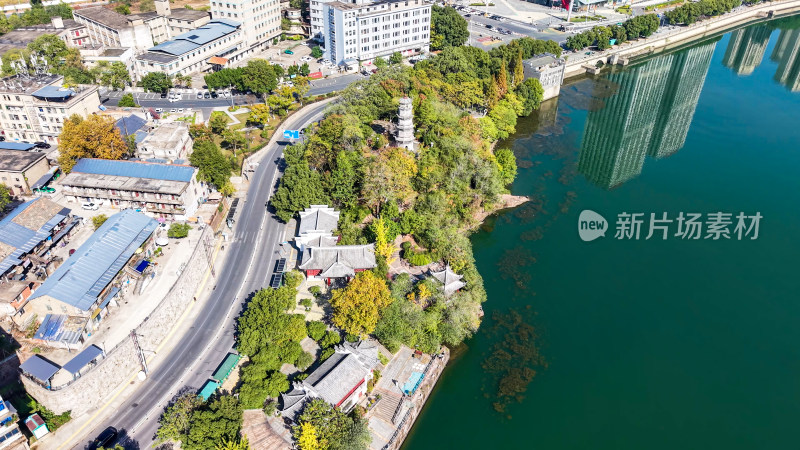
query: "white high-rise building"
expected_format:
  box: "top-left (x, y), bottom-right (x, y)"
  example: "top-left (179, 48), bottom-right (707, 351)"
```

top-left (310, 0), bottom-right (332, 39)
top-left (323, 0), bottom-right (430, 66)
top-left (210, 0), bottom-right (282, 52)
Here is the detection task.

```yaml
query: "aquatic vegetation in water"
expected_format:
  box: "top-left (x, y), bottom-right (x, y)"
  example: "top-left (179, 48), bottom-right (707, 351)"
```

top-left (481, 308), bottom-right (546, 417)
top-left (496, 247), bottom-right (536, 290)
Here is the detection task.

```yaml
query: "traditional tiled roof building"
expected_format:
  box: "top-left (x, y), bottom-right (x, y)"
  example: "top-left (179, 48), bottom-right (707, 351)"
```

top-left (280, 341), bottom-right (379, 421)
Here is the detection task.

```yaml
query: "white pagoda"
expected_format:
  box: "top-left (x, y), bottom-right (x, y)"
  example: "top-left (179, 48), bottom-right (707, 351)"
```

top-left (395, 96), bottom-right (417, 151)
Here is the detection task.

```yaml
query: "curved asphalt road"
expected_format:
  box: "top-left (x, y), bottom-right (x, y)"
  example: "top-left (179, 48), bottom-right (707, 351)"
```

top-left (71, 100), bottom-right (332, 449)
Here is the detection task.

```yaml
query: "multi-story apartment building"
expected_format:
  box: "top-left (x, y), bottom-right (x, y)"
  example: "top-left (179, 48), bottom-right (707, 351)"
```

top-left (323, 0), bottom-right (430, 66)
top-left (135, 19), bottom-right (243, 78)
top-left (210, 0), bottom-right (282, 52)
top-left (0, 75), bottom-right (101, 145)
top-left (74, 4), bottom-right (211, 52)
top-left (73, 6), bottom-right (159, 51)
top-left (0, 395), bottom-right (25, 450)
top-left (310, 0), bottom-right (331, 39)
top-left (136, 122), bottom-right (193, 161)
top-left (59, 158), bottom-right (209, 218)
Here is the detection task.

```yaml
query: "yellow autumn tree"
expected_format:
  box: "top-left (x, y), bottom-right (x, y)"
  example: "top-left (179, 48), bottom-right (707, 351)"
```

top-left (297, 422), bottom-right (320, 450)
top-left (330, 270), bottom-right (392, 337)
top-left (58, 114), bottom-right (127, 173)
top-left (373, 217), bottom-right (396, 265)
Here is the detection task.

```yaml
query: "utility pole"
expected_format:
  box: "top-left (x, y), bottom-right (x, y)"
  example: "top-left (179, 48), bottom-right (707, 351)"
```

top-left (202, 231), bottom-right (216, 278)
top-left (131, 330), bottom-right (148, 375)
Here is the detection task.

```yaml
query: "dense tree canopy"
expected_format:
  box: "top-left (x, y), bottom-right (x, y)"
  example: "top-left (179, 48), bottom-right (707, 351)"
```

top-left (139, 71), bottom-right (173, 93)
top-left (188, 139), bottom-right (234, 194)
top-left (665, 0), bottom-right (742, 25)
top-left (292, 399), bottom-right (371, 450)
top-left (330, 270), bottom-right (392, 337)
top-left (0, 184), bottom-right (12, 211)
top-left (157, 394), bottom-right (242, 450)
top-left (565, 14), bottom-right (660, 51)
top-left (430, 5), bottom-right (469, 50)
top-left (235, 286), bottom-right (307, 409)
top-left (58, 115), bottom-right (128, 172)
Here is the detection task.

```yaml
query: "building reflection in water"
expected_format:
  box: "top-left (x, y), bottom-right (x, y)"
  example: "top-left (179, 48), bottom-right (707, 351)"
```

top-left (722, 25), bottom-right (772, 75)
top-left (577, 41), bottom-right (716, 189)
top-left (770, 28), bottom-right (800, 92)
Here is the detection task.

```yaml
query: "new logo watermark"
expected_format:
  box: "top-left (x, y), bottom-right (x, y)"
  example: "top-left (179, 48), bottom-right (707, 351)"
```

top-left (578, 210), bottom-right (762, 241)
top-left (578, 210), bottom-right (608, 242)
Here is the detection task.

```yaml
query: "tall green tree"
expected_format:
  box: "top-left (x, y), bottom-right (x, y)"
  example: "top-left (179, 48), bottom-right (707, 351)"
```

top-left (242, 59), bottom-right (279, 95)
top-left (270, 149), bottom-right (329, 221)
top-left (92, 61), bottom-right (130, 89)
top-left (430, 5), bottom-right (469, 50)
top-left (189, 139), bottom-right (233, 193)
top-left (139, 71), bottom-right (172, 92)
top-left (185, 396), bottom-right (242, 450)
top-left (156, 393), bottom-right (202, 445)
top-left (0, 184), bottom-right (12, 211)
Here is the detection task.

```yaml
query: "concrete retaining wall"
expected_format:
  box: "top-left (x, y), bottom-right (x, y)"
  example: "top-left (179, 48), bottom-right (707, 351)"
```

top-left (21, 227), bottom-right (215, 416)
top-left (564, 0), bottom-right (800, 78)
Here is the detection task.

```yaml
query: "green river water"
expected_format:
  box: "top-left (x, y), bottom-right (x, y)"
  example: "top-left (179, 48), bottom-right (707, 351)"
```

top-left (403, 17), bottom-right (800, 450)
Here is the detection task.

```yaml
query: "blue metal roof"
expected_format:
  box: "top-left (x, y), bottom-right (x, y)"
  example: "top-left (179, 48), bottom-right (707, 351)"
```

top-left (71, 158), bottom-right (195, 182)
top-left (149, 20), bottom-right (240, 56)
top-left (30, 210), bottom-right (158, 311)
top-left (151, 40), bottom-right (199, 56)
top-left (62, 344), bottom-right (104, 375)
top-left (115, 115), bottom-right (147, 138)
top-left (134, 130), bottom-right (149, 145)
top-left (33, 314), bottom-right (82, 345)
top-left (0, 142), bottom-right (36, 150)
top-left (32, 86), bottom-right (74, 100)
top-left (19, 355), bottom-right (60, 383)
top-left (0, 199), bottom-right (70, 276)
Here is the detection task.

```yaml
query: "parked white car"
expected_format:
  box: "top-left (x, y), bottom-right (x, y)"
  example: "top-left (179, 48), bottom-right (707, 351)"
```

top-left (82, 202), bottom-right (99, 210)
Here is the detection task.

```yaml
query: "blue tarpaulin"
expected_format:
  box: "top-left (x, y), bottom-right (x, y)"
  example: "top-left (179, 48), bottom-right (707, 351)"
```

top-left (62, 345), bottom-right (103, 375)
top-left (134, 260), bottom-right (150, 273)
top-left (19, 356), bottom-right (60, 383)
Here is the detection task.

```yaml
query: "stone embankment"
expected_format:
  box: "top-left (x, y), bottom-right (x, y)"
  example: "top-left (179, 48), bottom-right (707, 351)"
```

top-left (21, 227), bottom-right (215, 416)
top-left (380, 348), bottom-right (450, 450)
top-left (564, 0), bottom-right (800, 79)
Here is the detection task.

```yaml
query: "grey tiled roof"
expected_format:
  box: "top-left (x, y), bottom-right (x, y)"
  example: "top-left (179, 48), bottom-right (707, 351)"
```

top-left (298, 205), bottom-right (339, 235)
top-left (430, 265), bottom-right (466, 297)
top-left (299, 244), bottom-right (376, 278)
top-left (279, 341), bottom-right (379, 421)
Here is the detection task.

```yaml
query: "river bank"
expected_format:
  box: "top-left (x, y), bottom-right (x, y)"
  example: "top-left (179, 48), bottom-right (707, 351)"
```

top-left (563, 0), bottom-right (800, 78)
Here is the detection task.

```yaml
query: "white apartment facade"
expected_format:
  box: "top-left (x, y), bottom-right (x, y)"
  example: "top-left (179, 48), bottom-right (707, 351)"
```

top-left (0, 75), bottom-right (101, 144)
top-left (310, 0), bottom-right (331, 39)
top-left (210, 0), bottom-right (282, 51)
top-left (135, 20), bottom-right (244, 78)
top-left (323, 0), bottom-right (430, 66)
